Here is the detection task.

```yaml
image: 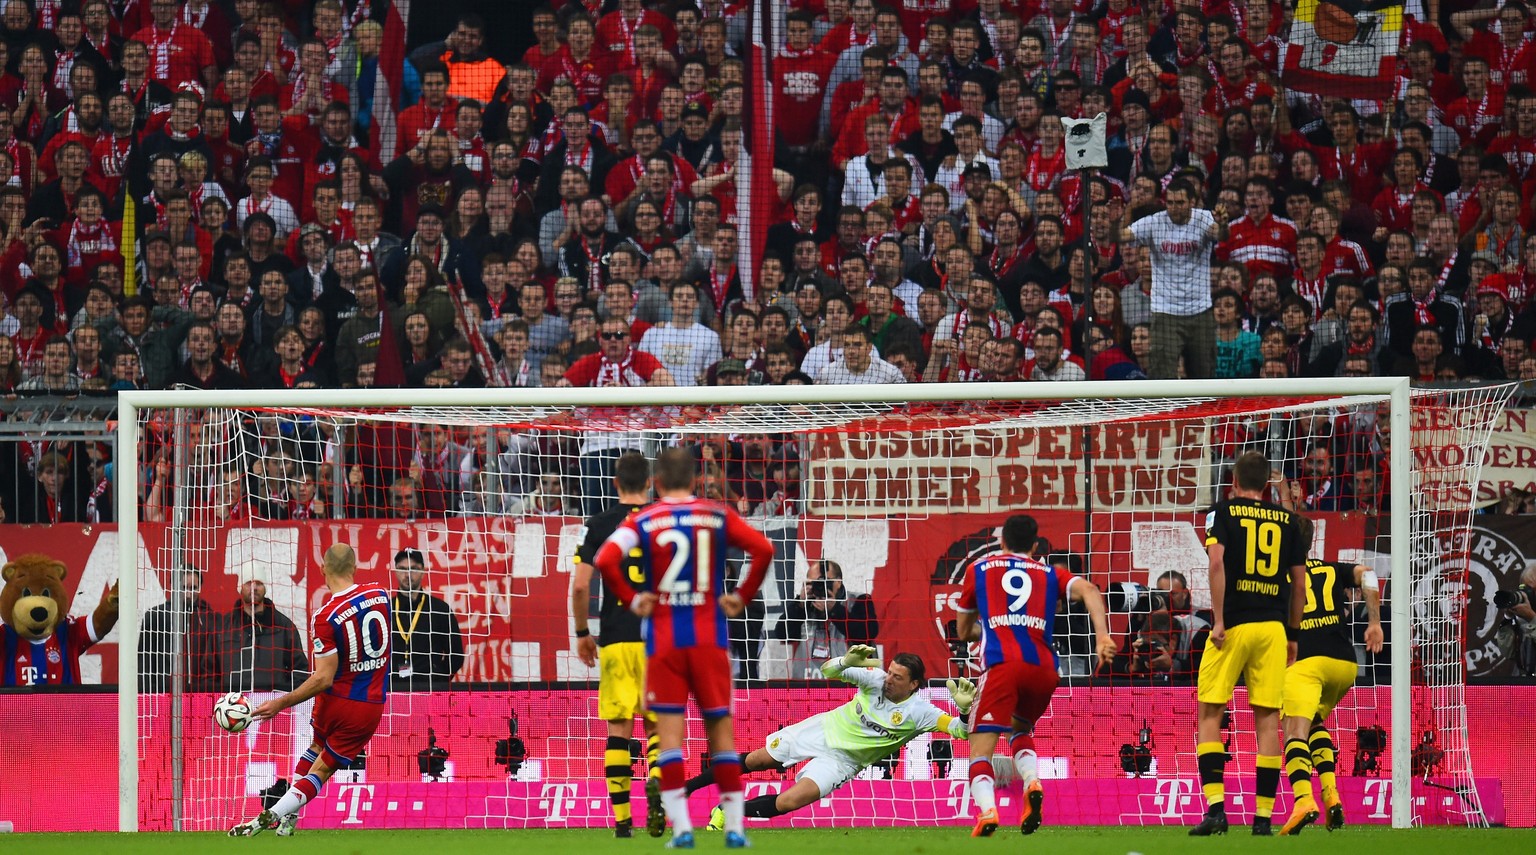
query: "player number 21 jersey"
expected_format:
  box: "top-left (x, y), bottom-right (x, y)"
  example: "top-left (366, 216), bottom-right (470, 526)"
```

top-left (312, 582), bottom-right (392, 704)
top-left (604, 497), bottom-right (767, 656)
top-left (957, 552), bottom-right (1077, 669)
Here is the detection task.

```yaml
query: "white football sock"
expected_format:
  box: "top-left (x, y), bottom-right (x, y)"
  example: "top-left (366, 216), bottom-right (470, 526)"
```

top-left (1014, 749), bottom-right (1039, 788)
top-left (720, 791), bottom-right (744, 834)
top-left (270, 787), bottom-right (309, 819)
top-left (970, 775), bottom-right (996, 812)
top-left (661, 788), bottom-right (693, 835)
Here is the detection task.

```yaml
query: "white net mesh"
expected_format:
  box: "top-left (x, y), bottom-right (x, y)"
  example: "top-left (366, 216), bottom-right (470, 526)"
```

top-left (128, 384), bottom-right (1513, 830)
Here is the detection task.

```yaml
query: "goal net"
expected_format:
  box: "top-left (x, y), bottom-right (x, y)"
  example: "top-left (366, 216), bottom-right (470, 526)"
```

top-left (117, 380), bottom-right (1513, 832)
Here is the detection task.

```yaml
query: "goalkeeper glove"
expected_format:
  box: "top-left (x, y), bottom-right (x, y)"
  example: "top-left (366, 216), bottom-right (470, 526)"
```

top-left (946, 678), bottom-right (977, 715)
top-left (843, 644), bottom-right (880, 668)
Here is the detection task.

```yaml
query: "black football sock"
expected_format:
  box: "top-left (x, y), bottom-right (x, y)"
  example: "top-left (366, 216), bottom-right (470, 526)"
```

top-left (685, 767), bottom-right (716, 795)
top-left (743, 793), bottom-right (787, 819)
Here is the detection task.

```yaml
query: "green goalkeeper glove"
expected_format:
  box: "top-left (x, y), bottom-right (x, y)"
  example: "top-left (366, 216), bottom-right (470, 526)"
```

top-left (946, 677), bottom-right (977, 715)
top-left (842, 644), bottom-right (880, 668)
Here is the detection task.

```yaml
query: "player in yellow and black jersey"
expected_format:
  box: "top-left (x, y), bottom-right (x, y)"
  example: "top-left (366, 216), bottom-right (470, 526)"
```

top-left (570, 451), bottom-right (665, 838)
top-left (1192, 451), bottom-right (1309, 837)
top-left (1280, 517), bottom-right (1383, 836)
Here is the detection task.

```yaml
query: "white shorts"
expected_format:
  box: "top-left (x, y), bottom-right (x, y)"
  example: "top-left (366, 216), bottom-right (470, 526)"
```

top-left (763, 715), bottom-right (863, 798)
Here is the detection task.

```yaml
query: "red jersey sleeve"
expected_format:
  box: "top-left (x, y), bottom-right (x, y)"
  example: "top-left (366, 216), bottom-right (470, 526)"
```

top-left (632, 349), bottom-right (664, 381)
top-left (957, 569), bottom-right (977, 612)
top-left (595, 517), bottom-right (643, 603)
top-left (312, 609), bottom-right (338, 659)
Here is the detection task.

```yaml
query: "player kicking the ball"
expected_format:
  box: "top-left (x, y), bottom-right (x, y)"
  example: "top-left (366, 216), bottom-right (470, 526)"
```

top-left (229, 544), bottom-right (391, 838)
top-left (683, 645), bottom-right (976, 828)
top-left (595, 448), bottom-right (775, 850)
top-left (954, 514), bottom-right (1117, 838)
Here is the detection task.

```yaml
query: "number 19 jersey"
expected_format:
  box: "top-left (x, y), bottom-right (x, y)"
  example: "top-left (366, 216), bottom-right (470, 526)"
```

top-left (1204, 497), bottom-right (1305, 628)
top-left (957, 552), bottom-right (1076, 669)
top-left (312, 582), bottom-right (392, 704)
top-left (605, 497), bottom-right (770, 656)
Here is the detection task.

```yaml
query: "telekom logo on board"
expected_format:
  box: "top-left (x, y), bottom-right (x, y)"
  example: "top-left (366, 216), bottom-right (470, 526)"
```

top-left (1152, 779), bottom-right (1198, 818)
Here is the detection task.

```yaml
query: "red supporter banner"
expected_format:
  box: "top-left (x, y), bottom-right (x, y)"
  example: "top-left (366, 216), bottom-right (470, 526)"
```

top-left (0, 512), bottom-right (1374, 686)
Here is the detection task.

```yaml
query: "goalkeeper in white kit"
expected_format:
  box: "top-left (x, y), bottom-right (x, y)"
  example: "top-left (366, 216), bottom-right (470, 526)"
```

top-left (684, 645), bottom-right (976, 824)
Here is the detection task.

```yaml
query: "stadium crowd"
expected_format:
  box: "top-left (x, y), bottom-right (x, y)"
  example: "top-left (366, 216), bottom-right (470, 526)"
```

top-left (4, 0), bottom-right (1522, 519)
top-left (0, 0), bottom-right (1532, 402)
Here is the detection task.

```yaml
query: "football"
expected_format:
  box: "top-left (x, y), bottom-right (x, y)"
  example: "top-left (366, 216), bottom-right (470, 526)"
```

top-left (213, 692), bottom-right (254, 733)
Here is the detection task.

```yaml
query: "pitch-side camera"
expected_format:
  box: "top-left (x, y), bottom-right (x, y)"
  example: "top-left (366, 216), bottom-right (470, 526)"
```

top-left (1119, 720), bottom-right (1155, 776)
top-left (1493, 584), bottom-right (1534, 610)
top-left (418, 727), bottom-right (449, 781)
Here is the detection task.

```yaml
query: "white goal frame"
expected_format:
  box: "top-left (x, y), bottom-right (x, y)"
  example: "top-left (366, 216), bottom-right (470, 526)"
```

top-left (116, 378), bottom-right (1422, 831)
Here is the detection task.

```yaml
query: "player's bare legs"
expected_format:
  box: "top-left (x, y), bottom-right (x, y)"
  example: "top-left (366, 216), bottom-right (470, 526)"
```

top-left (654, 711), bottom-right (693, 842)
top-left (965, 731), bottom-right (1002, 836)
top-left (1283, 713), bottom-right (1342, 833)
top-left (639, 716), bottom-right (664, 837)
top-left (1281, 712), bottom-right (1321, 835)
top-left (1191, 701), bottom-right (1231, 835)
top-left (685, 747), bottom-right (782, 795)
top-left (1009, 717), bottom-right (1044, 834)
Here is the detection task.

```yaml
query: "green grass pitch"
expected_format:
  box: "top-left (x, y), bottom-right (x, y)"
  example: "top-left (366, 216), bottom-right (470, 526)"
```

top-left (7, 827), bottom-right (1528, 855)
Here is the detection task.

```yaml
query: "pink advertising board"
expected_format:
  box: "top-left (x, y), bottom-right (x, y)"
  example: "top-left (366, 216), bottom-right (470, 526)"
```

top-left (0, 687), bottom-right (1526, 831)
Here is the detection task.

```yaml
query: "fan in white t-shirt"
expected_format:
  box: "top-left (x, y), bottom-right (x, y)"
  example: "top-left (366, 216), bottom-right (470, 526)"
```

top-left (639, 282), bottom-right (723, 386)
top-left (814, 324), bottom-right (905, 385)
top-left (1121, 180), bottom-right (1230, 318)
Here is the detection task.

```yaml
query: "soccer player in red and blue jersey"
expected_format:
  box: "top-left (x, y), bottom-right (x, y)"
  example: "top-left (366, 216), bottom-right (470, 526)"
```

top-left (954, 514), bottom-right (1117, 838)
top-left (230, 543), bottom-right (391, 838)
top-left (595, 448), bottom-right (774, 850)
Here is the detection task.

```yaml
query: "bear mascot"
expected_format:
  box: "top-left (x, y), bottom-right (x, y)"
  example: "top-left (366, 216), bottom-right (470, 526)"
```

top-left (1, 553), bottom-right (119, 687)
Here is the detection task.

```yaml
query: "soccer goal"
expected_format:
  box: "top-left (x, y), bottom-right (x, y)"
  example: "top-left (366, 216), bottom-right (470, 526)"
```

top-left (114, 379), bottom-right (1513, 832)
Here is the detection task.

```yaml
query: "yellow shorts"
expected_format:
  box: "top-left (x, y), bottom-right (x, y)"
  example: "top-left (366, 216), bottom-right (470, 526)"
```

top-left (1197, 621), bottom-right (1288, 710)
top-left (1282, 656), bottom-right (1358, 722)
top-left (599, 642), bottom-right (653, 722)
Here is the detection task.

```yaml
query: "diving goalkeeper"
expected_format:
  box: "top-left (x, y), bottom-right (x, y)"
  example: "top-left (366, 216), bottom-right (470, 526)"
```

top-left (684, 645), bottom-right (975, 822)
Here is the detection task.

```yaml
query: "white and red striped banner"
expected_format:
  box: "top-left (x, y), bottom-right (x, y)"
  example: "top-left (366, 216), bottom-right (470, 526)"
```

top-left (743, 0), bottom-right (781, 302)
top-left (372, 0), bottom-right (411, 159)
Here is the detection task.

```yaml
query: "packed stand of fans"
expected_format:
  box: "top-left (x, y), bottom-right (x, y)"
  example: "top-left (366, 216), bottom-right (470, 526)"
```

top-left (7, 0), bottom-right (1536, 521)
top-left (6, 0), bottom-right (1536, 396)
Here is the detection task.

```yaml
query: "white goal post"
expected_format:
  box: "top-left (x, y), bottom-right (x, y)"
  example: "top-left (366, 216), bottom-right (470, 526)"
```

top-left (114, 377), bottom-right (1479, 832)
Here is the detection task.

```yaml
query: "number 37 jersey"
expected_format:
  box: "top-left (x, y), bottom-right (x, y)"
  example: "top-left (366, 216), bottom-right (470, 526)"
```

top-left (603, 497), bottom-right (771, 657)
top-left (957, 552), bottom-right (1077, 669)
top-left (312, 582), bottom-right (392, 704)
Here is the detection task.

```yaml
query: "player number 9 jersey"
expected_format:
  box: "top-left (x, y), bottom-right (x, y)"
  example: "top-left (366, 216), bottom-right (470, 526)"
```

top-left (957, 553), bottom-right (1076, 669)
